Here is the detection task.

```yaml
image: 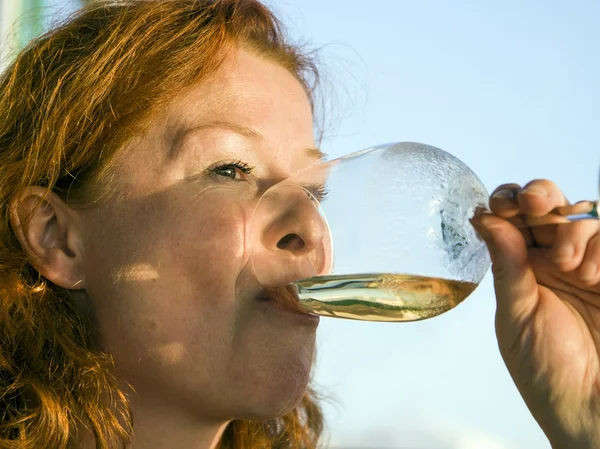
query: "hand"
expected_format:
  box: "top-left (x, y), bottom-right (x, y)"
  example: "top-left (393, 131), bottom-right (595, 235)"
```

top-left (470, 179), bottom-right (600, 449)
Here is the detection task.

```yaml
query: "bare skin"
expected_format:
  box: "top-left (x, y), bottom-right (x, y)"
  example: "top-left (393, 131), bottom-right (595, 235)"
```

top-left (8, 45), bottom-right (600, 449)
top-left (10, 49), bottom-right (325, 449)
top-left (472, 182), bottom-right (600, 448)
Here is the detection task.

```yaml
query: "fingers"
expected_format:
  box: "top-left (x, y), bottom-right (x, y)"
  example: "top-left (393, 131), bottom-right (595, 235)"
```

top-left (577, 232), bottom-right (600, 286)
top-left (489, 179), bottom-right (570, 248)
top-left (489, 183), bottom-right (521, 218)
top-left (552, 219), bottom-right (599, 273)
top-left (489, 180), bottom-right (568, 217)
top-left (486, 178), bottom-right (600, 287)
top-left (489, 183), bottom-right (534, 246)
top-left (517, 179), bottom-right (569, 217)
top-left (470, 213), bottom-right (539, 324)
top-left (519, 180), bottom-right (570, 248)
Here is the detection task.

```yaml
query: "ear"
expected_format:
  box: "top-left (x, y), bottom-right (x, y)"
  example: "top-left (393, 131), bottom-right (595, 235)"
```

top-left (9, 186), bottom-right (87, 290)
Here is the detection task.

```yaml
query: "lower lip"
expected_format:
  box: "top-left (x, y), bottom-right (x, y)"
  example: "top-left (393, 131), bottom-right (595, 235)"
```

top-left (262, 297), bottom-right (320, 324)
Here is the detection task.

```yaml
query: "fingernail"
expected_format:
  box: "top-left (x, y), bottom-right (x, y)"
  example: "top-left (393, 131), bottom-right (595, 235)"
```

top-left (553, 245), bottom-right (575, 263)
top-left (491, 189), bottom-right (515, 199)
top-left (579, 263), bottom-right (598, 282)
top-left (521, 185), bottom-right (547, 197)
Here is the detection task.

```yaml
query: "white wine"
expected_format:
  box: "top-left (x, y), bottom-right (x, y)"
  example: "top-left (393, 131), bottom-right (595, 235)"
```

top-left (291, 273), bottom-right (477, 322)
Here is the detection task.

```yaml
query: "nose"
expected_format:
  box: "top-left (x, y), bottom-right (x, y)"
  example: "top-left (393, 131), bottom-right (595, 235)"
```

top-left (250, 182), bottom-right (333, 288)
top-left (262, 189), bottom-right (325, 256)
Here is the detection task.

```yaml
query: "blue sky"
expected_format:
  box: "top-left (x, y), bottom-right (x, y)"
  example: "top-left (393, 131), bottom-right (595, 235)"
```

top-left (5, 0), bottom-right (600, 447)
top-left (274, 2), bottom-right (598, 448)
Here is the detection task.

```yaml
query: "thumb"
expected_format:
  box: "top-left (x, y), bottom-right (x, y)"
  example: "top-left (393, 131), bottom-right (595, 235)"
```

top-left (471, 214), bottom-right (540, 326)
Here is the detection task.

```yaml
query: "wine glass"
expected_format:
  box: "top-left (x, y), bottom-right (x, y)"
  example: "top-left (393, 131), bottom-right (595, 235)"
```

top-left (248, 142), bottom-right (599, 322)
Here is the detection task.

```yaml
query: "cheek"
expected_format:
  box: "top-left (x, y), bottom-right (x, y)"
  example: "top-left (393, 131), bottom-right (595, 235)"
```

top-left (169, 193), bottom-right (250, 295)
top-left (81, 189), bottom-right (252, 372)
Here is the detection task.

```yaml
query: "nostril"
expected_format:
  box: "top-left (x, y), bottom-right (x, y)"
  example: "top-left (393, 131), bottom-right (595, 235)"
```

top-left (277, 233), bottom-right (306, 252)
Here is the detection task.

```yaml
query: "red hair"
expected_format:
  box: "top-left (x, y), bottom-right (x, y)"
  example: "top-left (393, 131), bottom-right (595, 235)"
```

top-left (0, 1), bottom-right (324, 448)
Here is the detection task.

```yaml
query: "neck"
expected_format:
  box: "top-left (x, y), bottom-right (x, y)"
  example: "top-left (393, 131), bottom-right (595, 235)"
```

top-left (75, 386), bottom-right (231, 449)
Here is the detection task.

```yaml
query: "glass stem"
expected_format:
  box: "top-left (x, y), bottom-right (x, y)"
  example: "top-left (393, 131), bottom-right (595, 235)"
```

top-left (523, 200), bottom-right (599, 227)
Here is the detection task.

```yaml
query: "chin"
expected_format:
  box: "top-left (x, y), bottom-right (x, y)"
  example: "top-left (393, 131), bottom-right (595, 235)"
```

top-left (225, 317), bottom-right (318, 419)
top-left (229, 353), bottom-right (314, 420)
top-left (242, 374), bottom-right (310, 420)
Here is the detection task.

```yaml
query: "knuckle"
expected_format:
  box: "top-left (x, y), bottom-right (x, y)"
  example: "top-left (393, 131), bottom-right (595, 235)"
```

top-left (523, 178), bottom-right (554, 188)
top-left (492, 183), bottom-right (520, 195)
top-left (491, 261), bottom-right (508, 280)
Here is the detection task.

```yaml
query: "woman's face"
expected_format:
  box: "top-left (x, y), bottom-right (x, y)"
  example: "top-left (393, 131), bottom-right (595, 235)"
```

top-left (74, 49), bottom-right (325, 421)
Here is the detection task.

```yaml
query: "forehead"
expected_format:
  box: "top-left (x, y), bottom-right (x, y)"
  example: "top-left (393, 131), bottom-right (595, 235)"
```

top-left (164, 50), bottom-right (313, 132)
top-left (111, 50), bottom-right (321, 182)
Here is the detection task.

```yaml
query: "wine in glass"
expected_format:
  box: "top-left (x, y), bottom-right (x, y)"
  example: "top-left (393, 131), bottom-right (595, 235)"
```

top-left (248, 142), bottom-right (598, 322)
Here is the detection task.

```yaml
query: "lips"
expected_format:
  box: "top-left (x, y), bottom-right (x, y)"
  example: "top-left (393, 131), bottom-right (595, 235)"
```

top-left (256, 284), bottom-right (312, 316)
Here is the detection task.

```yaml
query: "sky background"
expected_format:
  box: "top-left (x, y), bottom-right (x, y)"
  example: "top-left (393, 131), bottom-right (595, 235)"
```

top-left (2, 0), bottom-right (600, 448)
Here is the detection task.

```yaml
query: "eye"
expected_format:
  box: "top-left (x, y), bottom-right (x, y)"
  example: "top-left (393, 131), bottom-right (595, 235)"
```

top-left (210, 160), bottom-right (255, 180)
top-left (305, 183), bottom-right (330, 202)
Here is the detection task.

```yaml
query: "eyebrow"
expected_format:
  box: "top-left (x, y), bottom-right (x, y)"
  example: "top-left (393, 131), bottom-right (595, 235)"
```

top-left (167, 120), bottom-right (327, 161)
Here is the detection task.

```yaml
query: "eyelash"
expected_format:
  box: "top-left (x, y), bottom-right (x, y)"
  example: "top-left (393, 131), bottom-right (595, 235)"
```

top-left (305, 183), bottom-right (330, 202)
top-left (209, 160), bottom-right (329, 202)
top-left (210, 160), bottom-right (255, 179)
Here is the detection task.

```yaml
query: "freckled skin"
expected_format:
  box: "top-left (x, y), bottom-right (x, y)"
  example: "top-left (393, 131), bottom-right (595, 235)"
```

top-left (73, 49), bottom-right (322, 421)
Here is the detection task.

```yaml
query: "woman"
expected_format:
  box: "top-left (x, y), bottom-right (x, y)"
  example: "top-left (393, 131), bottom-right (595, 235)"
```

top-left (0, 1), bottom-right (598, 448)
